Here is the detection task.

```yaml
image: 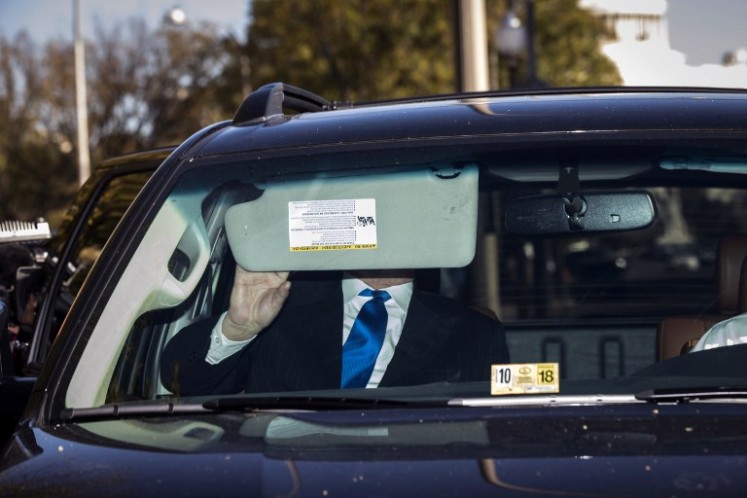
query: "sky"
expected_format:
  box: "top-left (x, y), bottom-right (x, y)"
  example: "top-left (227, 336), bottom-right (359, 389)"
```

top-left (0, 0), bottom-right (249, 42)
top-left (0, 0), bottom-right (746, 67)
top-left (667, 0), bottom-right (747, 65)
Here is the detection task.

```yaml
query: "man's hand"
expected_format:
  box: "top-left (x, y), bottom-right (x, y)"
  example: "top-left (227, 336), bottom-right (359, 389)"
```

top-left (222, 266), bottom-right (291, 341)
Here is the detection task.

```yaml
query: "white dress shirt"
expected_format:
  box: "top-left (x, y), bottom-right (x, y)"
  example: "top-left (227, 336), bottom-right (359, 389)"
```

top-left (205, 275), bottom-right (413, 388)
top-left (690, 312), bottom-right (747, 352)
top-left (341, 276), bottom-right (412, 387)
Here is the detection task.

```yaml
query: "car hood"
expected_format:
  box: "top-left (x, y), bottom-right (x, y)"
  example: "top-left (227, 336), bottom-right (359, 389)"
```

top-left (1, 403), bottom-right (747, 497)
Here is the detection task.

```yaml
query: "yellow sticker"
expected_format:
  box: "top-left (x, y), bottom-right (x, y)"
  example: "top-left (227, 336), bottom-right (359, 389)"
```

top-left (490, 363), bottom-right (559, 396)
top-left (290, 243), bottom-right (377, 252)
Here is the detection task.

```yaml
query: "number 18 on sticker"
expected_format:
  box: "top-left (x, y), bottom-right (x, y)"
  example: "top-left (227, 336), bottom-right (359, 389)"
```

top-left (491, 363), bottom-right (559, 395)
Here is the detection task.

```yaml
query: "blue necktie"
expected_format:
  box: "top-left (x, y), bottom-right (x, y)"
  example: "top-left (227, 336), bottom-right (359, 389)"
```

top-left (341, 289), bottom-right (391, 388)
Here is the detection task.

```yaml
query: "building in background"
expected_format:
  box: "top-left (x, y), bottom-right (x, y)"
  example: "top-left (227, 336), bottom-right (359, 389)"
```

top-left (580, 0), bottom-right (747, 87)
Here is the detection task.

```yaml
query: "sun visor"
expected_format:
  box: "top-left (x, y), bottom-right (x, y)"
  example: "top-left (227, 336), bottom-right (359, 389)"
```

top-left (225, 165), bottom-right (479, 271)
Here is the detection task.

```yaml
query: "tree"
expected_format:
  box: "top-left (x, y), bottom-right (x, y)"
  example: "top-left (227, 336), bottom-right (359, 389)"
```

top-left (246, 0), bottom-right (621, 101)
top-left (0, 19), bottom-right (236, 224)
top-left (489, 0), bottom-right (622, 88)
top-left (247, 0), bottom-right (457, 101)
top-left (85, 18), bottom-right (232, 159)
top-left (0, 32), bottom-right (78, 223)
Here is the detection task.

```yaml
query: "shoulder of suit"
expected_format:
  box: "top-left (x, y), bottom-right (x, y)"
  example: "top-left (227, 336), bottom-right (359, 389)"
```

top-left (412, 290), bottom-right (500, 323)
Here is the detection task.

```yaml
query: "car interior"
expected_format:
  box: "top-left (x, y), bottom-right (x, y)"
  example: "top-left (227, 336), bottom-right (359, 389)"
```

top-left (656, 232), bottom-right (747, 360)
top-left (61, 140), bottom-right (747, 409)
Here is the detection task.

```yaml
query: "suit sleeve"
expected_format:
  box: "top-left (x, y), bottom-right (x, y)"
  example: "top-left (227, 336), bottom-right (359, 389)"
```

top-left (160, 316), bottom-right (252, 396)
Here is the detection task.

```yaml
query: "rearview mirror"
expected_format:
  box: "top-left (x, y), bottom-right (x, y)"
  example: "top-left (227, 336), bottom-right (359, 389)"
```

top-left (504, 191), bottom-right (656, 235)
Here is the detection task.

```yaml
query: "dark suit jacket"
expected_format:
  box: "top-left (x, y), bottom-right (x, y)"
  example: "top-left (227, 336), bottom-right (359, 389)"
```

top-left (161, 274), bottom-right (509, 396)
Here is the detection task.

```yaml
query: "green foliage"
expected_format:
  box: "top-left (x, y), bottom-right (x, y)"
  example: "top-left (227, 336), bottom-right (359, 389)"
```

top-left (247, 0), bottom-right (621, 97)
top-left (0, 21), bottom-right (237, 224)
top-left (0, 33), bottom-right (79, 222)
top-left (85, 18), bottom-right (234, 158)
top-left (531, 0), bottom-right (621, 87)
top-left (247, 0), bottom-right (458, 100)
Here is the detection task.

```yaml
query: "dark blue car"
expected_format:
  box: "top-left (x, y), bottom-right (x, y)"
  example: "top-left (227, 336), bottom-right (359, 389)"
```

top-left (3, 84), bottom-right (747, 496)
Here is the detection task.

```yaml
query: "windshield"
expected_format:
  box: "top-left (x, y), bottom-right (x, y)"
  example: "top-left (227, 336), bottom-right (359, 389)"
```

top-left (62, 139), bottom-right (747, 410)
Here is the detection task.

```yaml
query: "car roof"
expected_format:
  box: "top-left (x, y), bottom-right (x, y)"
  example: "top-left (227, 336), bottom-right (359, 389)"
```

top-left (187, 84), bottom-right (747, 160)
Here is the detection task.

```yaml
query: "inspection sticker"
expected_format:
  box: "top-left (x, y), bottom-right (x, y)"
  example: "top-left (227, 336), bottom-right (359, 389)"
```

top-left (288, 198), bottom-right (378, 252)
top-left (491, 363), bottom-right (559, 396)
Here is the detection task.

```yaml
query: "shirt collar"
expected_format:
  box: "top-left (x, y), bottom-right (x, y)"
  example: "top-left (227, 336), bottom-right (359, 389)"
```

top-left (342, 272), bottom-right (414, 309)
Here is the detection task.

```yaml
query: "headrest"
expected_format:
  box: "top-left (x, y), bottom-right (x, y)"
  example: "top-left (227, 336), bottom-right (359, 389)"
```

top-left (717, 233), bottom-right (747, 313)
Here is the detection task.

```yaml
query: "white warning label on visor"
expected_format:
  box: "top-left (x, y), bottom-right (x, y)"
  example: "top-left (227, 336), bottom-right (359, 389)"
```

top-left (288, 198), bottom-right (378, 252)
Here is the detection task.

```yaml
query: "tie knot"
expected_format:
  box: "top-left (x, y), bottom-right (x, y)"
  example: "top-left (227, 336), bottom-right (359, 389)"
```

top-left (360, 288), bottom-right (391, 302)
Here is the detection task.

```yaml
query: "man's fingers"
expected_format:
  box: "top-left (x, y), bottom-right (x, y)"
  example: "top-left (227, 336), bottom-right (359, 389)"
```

top-left (273, 280), bottom-right (291, 305)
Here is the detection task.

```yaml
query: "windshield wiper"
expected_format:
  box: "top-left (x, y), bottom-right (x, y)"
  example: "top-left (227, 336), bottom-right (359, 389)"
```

top-left (636, 386), bottom-right (747, 403)
top-left (202, 396), bottom-right (445, 412)
top-left (58, 396), bottom-right (445, 421)
top-left (57, 397), bottom-right (425, 422)
top-left (59, 401), bottom-right (210, 422)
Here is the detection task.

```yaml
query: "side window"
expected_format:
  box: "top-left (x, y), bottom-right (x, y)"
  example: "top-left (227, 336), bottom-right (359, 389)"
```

top-left (63, 172), bottom-right (152, 298)
top-left (27, 171), bottom-right (152, 368)
top-left (21, 169), bottom-right (153, 375)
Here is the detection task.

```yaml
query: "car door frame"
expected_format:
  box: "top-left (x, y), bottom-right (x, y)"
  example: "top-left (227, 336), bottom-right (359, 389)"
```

top-left (0, 150), bottom-right (168, 446)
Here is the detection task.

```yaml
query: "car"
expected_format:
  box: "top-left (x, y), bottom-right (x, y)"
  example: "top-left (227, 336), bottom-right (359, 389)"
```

top-left (0, 149), bottom-right (167, 444)
top-left (2, 83), bottom-right (747, 496)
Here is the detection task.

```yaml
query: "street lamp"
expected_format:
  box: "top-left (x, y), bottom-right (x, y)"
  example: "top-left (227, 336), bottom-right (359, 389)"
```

top-left (496, 7), bottom-right (525, 88)
top-left (163, 6), bottom-right (187, 27)
top-left (496, 0), bottom-right (539, 88)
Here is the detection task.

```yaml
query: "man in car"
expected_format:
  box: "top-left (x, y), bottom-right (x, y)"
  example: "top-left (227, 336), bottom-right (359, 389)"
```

top-left (690, 314), bottom-right (747, 352)
top-left (161, 266), bottom-right (509, 396)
